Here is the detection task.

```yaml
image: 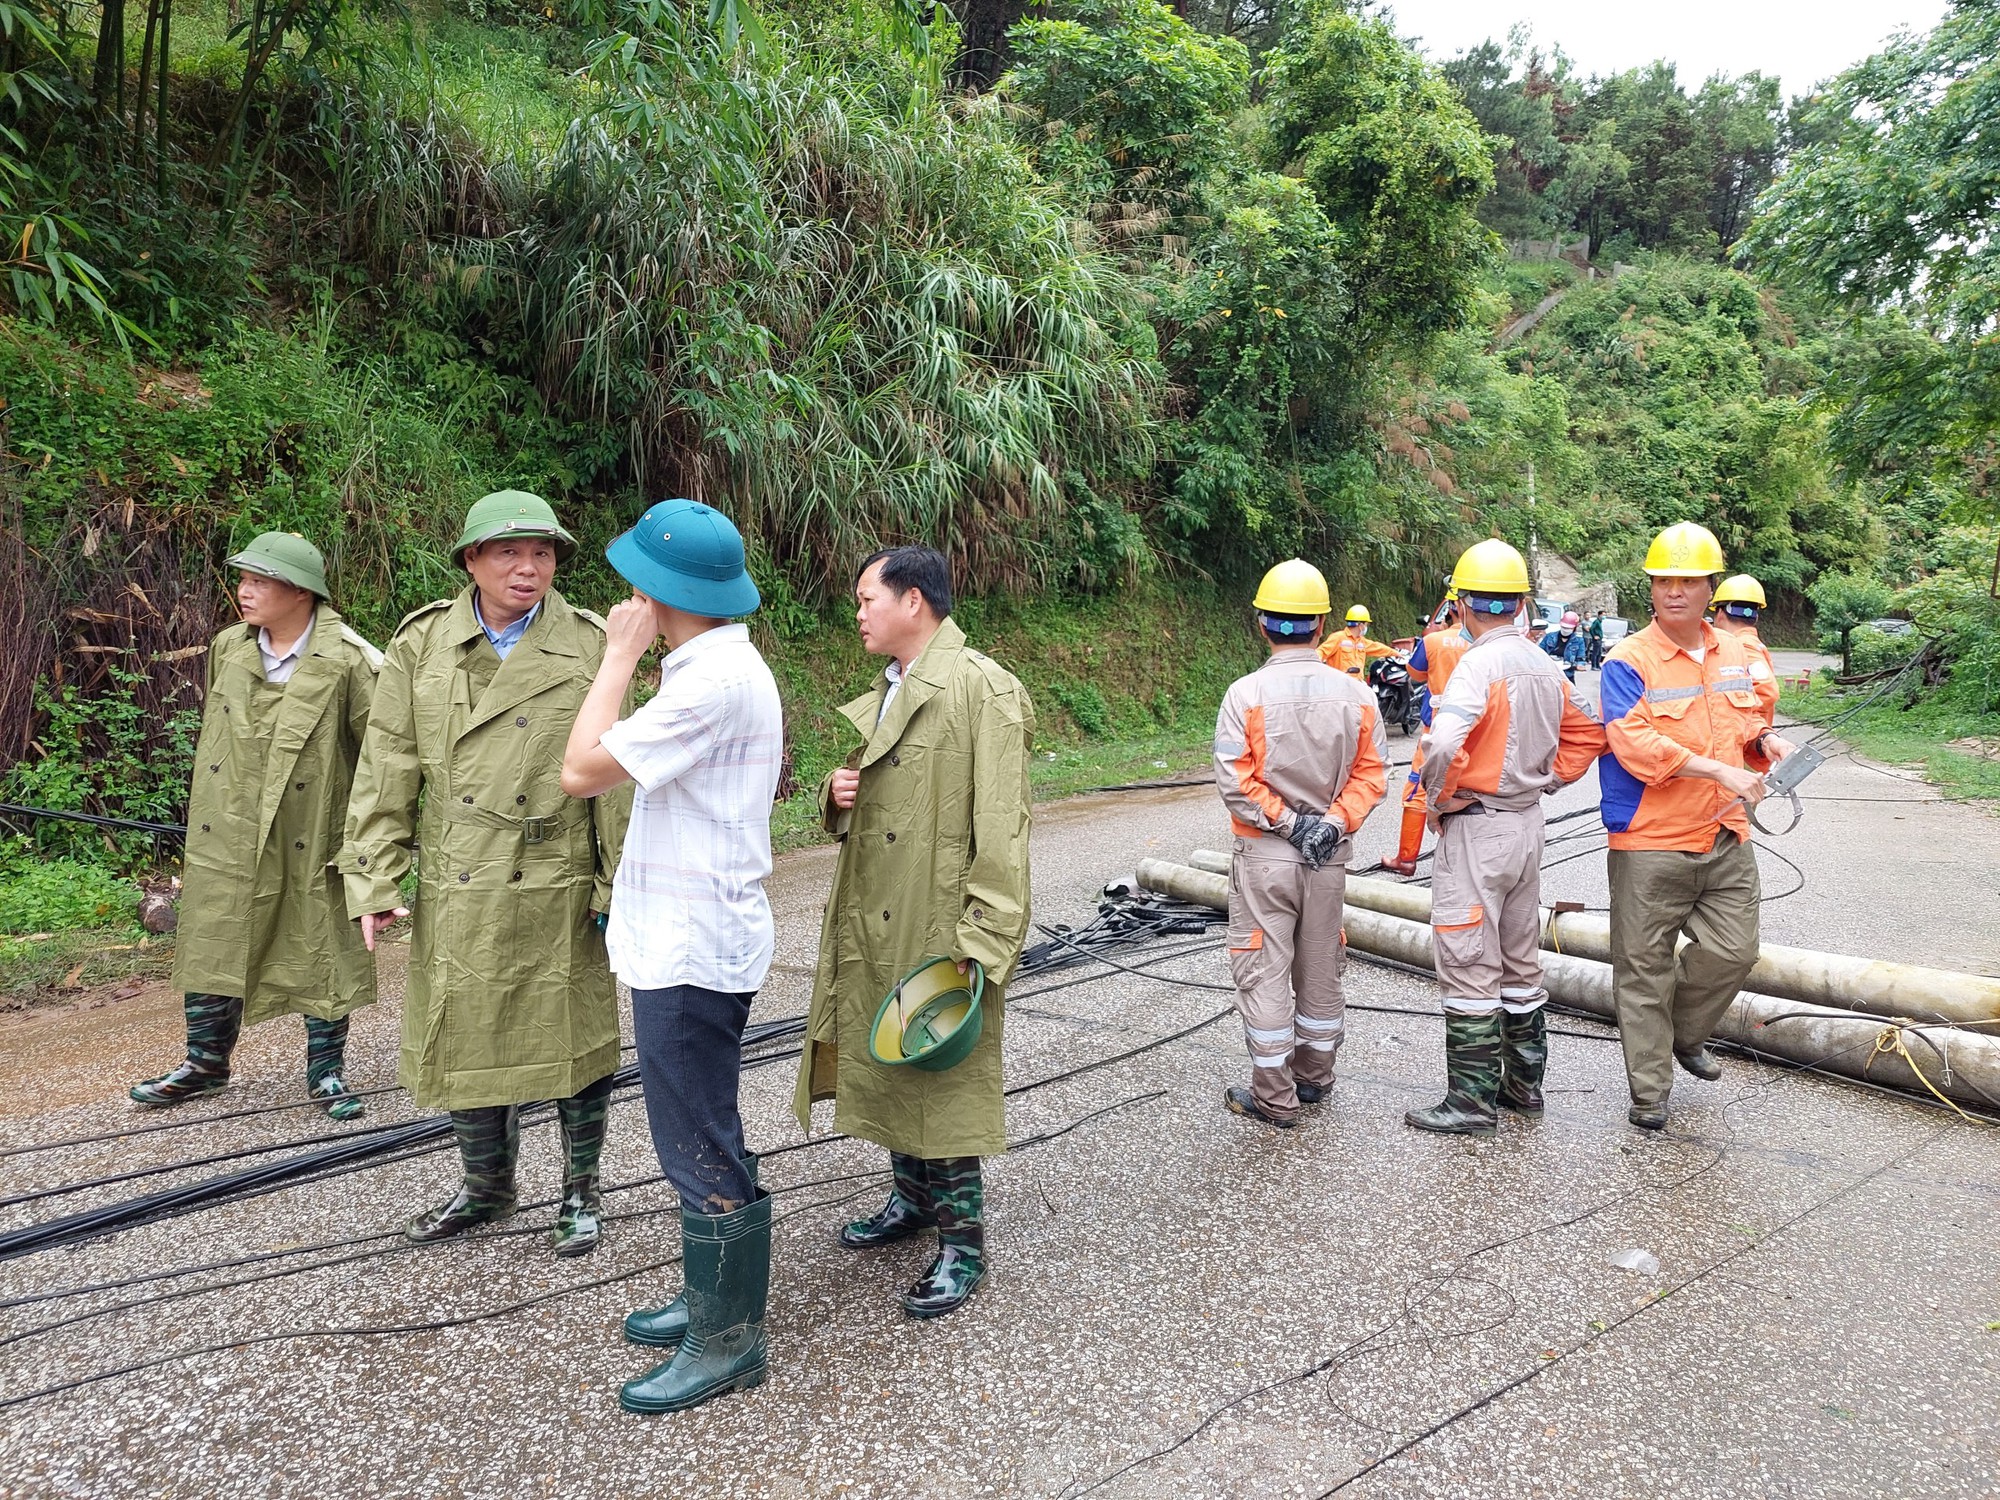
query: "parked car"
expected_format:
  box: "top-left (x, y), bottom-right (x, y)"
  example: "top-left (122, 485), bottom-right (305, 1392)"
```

top-left (1865, 617), bottom-right (1914, 636)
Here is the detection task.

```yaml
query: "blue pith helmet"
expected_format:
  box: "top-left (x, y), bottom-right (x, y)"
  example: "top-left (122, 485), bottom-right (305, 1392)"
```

top-left (605, 498), bottom-right (761, 618)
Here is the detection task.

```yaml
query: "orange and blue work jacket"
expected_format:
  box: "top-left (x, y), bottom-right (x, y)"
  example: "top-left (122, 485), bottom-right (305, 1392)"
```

top-left (1417, 626), bottom-right (1606, 811)
top-left (1599, 622), bottom-right (1776, 852)
top-left (1319, 630), bottom-right (1397, 678)
top-left (1727, 624), bottom-right (1780, 718)
top-left (1214, 646), bottom-right (1388, 856)
top-left (1399, 626), bottom-right (1471, 809)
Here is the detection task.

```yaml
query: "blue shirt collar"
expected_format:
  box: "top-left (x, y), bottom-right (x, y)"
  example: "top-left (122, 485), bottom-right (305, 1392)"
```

top-left (473, 594), bottom-right (543, 661)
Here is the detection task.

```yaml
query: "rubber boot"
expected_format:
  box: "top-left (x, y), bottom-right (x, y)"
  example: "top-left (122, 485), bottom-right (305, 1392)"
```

top-left (551, 1075), bottom-right (613, 1258)
top-left (839, 1152), bottom-right (932, 1248)
top-left (1497, 1006), bottom-right (1548, 1116)
top-left (625, 1155), bottom-right (760, 1349)
top-left (130, 993), bottom-right (243, 1106)
top-left (304, 1015), bottom-right (365, 1122)
top-left (619, 1189), bottom-right (771, 1415)
top-left (405, 1106), bottom-right (520, 1242)
top-left (902, 1157), bottom-right (985, 1318)
top-left (1404, 1014), bottom-right (1502, 1136)
top-left (1380, 801), bottom-right (1426, 877)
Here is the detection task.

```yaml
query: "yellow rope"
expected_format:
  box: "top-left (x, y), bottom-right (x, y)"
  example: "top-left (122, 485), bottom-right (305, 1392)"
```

top-left (1865, 1021), bottom-right (1981, 1124)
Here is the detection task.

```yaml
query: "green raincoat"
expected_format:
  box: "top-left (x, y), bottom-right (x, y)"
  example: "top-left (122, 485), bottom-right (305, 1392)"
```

top-left (337, 587), bottom-right (630, 1111)
top-left (793, 618), bottom-right (1036, 1157)
top-left (172, 609), bottom-right (382, 1026)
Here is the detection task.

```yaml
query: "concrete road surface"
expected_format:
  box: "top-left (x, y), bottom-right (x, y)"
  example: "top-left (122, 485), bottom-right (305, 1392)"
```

top-left (0, 706), bottom-right (1995, 1499)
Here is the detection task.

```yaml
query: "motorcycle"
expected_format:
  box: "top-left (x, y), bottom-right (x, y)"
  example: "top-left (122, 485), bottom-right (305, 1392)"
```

top-left (1367, 655), bottom-right (1422, 737)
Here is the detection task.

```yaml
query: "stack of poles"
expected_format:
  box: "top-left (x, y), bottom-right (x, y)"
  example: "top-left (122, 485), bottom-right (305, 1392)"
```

top-left (1135, 855), bottom-right (2000, 1114)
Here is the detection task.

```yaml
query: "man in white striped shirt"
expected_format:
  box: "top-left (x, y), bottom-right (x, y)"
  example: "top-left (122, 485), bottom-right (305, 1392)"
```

top-left (560, 497), bottom-right (782, 1418)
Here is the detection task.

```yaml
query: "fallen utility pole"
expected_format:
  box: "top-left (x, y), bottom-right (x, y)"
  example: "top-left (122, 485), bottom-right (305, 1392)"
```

top-left (1180, 850), bottom-right (2000, 1026)
top-left (1137, 858), bottom-right (2000, 1114)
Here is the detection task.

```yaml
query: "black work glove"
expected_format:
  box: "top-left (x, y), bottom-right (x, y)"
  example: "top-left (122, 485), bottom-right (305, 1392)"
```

top-left (1285, 811), bottom-right (1342, 870)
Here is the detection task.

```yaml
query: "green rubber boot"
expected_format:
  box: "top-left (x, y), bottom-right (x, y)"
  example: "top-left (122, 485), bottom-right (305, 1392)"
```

top-left (902, 1156), bottom-right (984, 1318)
top-left (624, 1155), bottom-right (759, 1348)
top-left (405, 1106), bottom-right (520, 1242)
top-left (304, 1016), bottom-right (365, 1122)
top-left (551, 1075), bottom-right (613, 1258)
top-left (619, 1190), bottom-right (771, 1415)
top-left (130, 993), bottom-right (243, 1106)
top-left (1404, 1013), bottom-right (1502, 1137)
top-left (838, 1152), bottom-right (932, 1248)
top-left (1497, 1006), bottom-right (1548, 1117)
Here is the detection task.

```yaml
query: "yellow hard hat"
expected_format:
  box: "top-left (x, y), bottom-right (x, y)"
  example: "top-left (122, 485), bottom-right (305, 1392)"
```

top-left (1643, 522), bottom-right (1726, 578)
top-left (1252, 559), bottom-right (1331, 616)
top-left (1345, 604), bottom-right (1372, 624)
top-left (1449, 538), bottom-right (1531, 595)
top-left (1712, 573), bottom-right (1766, 608)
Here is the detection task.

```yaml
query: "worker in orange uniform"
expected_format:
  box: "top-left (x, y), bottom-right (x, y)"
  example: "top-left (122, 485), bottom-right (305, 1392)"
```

top-left (1601, 525), bottom-right (1795, 1131)
top-left (1214, 561), bottom-right (1388, 1129)
top-left (1406, 541), bottom-right (1606, 1135)
top-left (1319, 604), bottom-right (1398, 678)
top-left (1708, 574), bottom-right (1779, 717)
top-left (1383, 592), bottom-right (1466, 877)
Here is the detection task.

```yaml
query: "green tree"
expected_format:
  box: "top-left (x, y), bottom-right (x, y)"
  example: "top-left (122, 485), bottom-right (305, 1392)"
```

top-left (1260, 2), bottom-right (1495, 368)
top-left (1742, 0), bottom-right (2000, 518)
top-left (1808, 571), bottom-right (1894, 674)
top-left (1439, 36), bottom-right (1570, 240)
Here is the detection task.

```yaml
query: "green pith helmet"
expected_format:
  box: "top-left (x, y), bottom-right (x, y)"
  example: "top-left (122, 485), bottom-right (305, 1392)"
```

top-left (869, 957), bottom-right (985, 1073)
top-left (226, 532), bottom-right (329, 598)
top-left (452, 490), bottom-right (577, 566)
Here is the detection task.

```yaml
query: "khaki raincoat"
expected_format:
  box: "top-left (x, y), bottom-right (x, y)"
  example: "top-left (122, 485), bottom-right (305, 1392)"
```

top-left (337, 588), bottom-right (630, 1111)
top-left (793, 618), bottom-right (1036, 1158)
top-left (172, 609), bottom-right (381, 1026)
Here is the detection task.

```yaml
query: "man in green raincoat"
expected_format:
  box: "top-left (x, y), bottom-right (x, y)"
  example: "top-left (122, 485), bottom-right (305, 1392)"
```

top-left (339, 490), bottom-right (631, 1257)
top-left (794, 545), bottom-right (1035, 1318)
top-left (132, 532), bottom-right (380, 1121)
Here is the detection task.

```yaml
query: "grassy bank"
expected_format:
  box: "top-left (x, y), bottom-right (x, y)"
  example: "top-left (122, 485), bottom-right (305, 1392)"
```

top-left (1780, 681), bottom-right (2000, 805)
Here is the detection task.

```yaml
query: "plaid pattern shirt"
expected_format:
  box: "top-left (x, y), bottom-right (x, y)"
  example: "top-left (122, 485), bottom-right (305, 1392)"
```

top-left (599, 623), bottom-right (784, 992)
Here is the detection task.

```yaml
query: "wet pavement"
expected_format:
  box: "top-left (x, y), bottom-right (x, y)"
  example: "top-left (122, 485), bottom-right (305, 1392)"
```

top-left (1, 708), bottom-right (1997, 1499)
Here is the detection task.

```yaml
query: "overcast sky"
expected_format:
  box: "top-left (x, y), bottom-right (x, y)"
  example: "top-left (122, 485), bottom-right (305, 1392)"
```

top-left (1383, 0), bottom-right (1951, 99)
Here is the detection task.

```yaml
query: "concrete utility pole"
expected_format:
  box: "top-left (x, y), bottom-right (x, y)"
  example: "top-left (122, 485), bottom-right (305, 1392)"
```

top-left (1526, 458), bottom-right (1542, 597)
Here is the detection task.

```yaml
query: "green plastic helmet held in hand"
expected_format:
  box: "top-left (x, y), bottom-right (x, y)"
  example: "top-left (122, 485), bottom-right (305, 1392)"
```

top-left (453, 490), bottom-right (578, 565)
top-left (869, 956), bottom-right (985, 1073)
top-left (226, 532), bottom-right (329, 598)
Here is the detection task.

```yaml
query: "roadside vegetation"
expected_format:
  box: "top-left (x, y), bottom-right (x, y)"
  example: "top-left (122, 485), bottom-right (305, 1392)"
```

top-left (2, 0), bottom-right (1996, 994)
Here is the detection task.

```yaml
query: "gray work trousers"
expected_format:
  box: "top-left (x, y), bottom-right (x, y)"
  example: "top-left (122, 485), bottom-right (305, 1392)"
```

top-left (1607, 831), bottom-right (1760, 1107)
top-left (1226, 838), bottom-right (1347, 1121)
top-left (1429, 804), bottom-right (1548, 1016)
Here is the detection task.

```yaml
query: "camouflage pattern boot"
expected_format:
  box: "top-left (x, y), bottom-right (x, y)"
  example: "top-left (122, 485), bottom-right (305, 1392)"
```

top-left (1404, 1013), bottom-right (1502, 1136)
top-left (625, 1155), bottom-right (760, 1349)
top-left (405, 1106), bottom-right (520, 1242)
top-left (1497, 1006), bottom-right (1548, 1117)
top-left (551, 1075), bottom-right (613, 1258)
top-left (619, 1189), bottom-right (771, 1415)
top-left (130, 994), bottom-right (243, 1106)
top-left (839, 1152), bottom-right (933, 1248)
top-left (304, 1016), bottom-right (365, 1122)
top-left (902, 1156), bottom-right (984, 1318)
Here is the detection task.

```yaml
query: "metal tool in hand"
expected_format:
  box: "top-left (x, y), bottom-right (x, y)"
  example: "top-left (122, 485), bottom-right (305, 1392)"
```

top-left (1719, 741), bottom-right (1825, 835)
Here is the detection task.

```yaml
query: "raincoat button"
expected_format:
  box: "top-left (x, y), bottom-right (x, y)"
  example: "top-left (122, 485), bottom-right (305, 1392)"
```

top-left (510, 871), bottom-right (522, 882)
top-left (516, 795), bottom-right (527, 805)
top-left (200, 824), bottom-right (211, 833)
top-left (295, 841), bottom-right (305, 850)
top-left (296, 781), bottom-right (306, 790)
top-left (210, 764), bottom-right (220, 772)
top-left (883, 910), bottom-right (891, 921)
top-left (516, 716), bottom-right (528, 727)
top-left (885, 831), bottom-right (896, 843)
top-left (890, 753), bottom-right (900, 766)
top-left (462, 795), bottom-right (474, 804)
top-left (357, 856), bottom-right (368, 866)
top-left (459, 872), bottom-right (471, 882)
top-left (972, 906), bottom-right (985, 920)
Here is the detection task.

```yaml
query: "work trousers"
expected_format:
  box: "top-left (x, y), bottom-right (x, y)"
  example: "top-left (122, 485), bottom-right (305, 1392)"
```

top-left (1226, 840), bottom-right (1347, 1121)
top-left (632, 983), bottom-right (759, 1214)
top-left (1607, 831), bottom-right (1760, 1106)
top-left (1429, 805), bottom-right (1548, 1016)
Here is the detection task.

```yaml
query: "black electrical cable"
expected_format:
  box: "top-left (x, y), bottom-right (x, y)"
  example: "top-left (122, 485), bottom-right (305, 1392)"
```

top-left (0, 1090), bottom-right (1163, 1410)
top-left (0, 802), bottom-right (187, 838)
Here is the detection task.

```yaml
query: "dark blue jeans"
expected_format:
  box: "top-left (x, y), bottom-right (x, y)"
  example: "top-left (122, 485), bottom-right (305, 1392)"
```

top-left (631, 984), bottom-right (758, 1215)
